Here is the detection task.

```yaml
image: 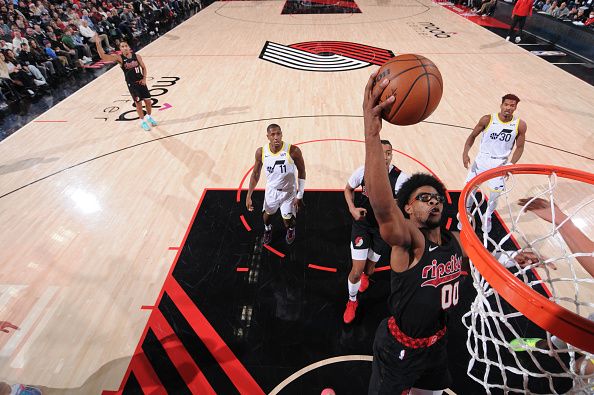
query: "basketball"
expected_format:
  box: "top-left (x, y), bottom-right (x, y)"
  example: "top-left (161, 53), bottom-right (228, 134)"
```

top-left (375, 54), bottom-right (443, 126)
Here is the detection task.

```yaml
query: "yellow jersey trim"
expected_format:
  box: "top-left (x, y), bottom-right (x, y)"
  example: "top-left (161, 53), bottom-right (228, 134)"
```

top-left (267, 142), bottom-right (285, 156)
top-left (286, 144), bottom-right (294, 164)
top-left (496, 113), bottom-right (515, 125)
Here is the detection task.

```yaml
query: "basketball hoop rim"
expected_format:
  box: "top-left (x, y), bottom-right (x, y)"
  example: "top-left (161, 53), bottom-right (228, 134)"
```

top-left (458, 163), bottom-right (594, 354)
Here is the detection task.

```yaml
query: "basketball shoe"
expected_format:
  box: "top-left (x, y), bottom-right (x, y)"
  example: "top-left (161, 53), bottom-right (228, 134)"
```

top-left (343, 300), bottom-right (358, 324)
top-left (140, 120), bottom-right (151, 131)
top-left (145, 114), bottom-right (157, 126)
top-left (359, 273), bottom-right (370, 293)
top-left (11, 384), bottom-right (42, 395)
top-left (286, 227), bottom-right (295, 245)
top-left (263, 227), bottom-right (272, 245)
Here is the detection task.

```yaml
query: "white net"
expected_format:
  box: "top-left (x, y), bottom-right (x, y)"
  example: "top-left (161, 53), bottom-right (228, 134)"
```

top-left (460, 167), bottom-right (594, 394)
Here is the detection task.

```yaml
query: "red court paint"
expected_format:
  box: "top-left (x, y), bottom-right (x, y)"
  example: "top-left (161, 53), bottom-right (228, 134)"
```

top-left (236, 165), bottom-right (255, 202)
top-left (263, 244), bottom-right (285, 258)
top-left (168, 246), bottom-right (180, 251)
top-left (308, 264), bottom-right (337, 272)
top-left (158, 103), bottom-right (172, 111)
top-left (150, 309), bottom-right (216, 394)
top-left (129, 351), bottom-right (167, 395)
top-left (166, 278), bottom-right (266, 395)
top-left (141, 305), bottom-right (155, 310)
top-left (107, 189), bottom-right (209, 394)
top-left (240, 215), bottom-right (252, 231)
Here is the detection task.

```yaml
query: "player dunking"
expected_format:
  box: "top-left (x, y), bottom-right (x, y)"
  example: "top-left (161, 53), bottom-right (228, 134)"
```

top-left (461, 94), bottom-right (527, 233)
top-left (94, 33), bottom-right (157, 131)
top-left (246, 124), bottom-right (306, 245)
top-left (343, 140), bottom-right (409, 324)
top-left (362, 73), bottom-right (535, 394)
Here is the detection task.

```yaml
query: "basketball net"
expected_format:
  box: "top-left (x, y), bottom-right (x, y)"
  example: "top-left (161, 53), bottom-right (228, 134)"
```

top-left (458, 164), bottom-right (594, 394)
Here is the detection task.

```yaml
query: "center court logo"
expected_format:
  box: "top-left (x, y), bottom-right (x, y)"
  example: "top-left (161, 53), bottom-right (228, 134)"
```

top-left (259, 41), bottom-right (395, 72)
top-left (406, 21), bottom-right (455, 38)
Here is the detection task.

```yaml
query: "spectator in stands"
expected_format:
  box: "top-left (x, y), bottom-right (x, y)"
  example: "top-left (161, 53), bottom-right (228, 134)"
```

top-left (0, 39), bottom-right (13, 51)
top-left (61, 27), bottom-right (92, 63)
top-left (4, 49), bottom-right (47, 86)
top-left (32, 24), bottom-right (47, 42)
top-left (71, 28), bottom-right (94, 58)
top-left (476, 0), bottom-right (497, 16)
top-left (81, 9), bottom-right (95, 28)
top-left (507, 0), bottom-right (534, 43)
top-left (18, 42), bottom-right (54, 81)
top-left (585, 9), bottom-right (594, 26)
top-left (0, 18), bottom-right (11, 40)
top-left (535, 0), bottom-right (549, 11)
top-left (11, 30), bottom-right (28, 54)
top-left (44, 39), bottom-right (78, 69)
top-left (31, 40), bottom-right (67, 77)
top-left (557, 1), bottom-right (571, 17)
top-left (546, 0), bottom-right (559, 14)
top-left (79, 18), bottom-right (113, 52)
top-left (1, 50), bottom-right (37, 97)
top-left (551, 1), bottom-right (564, 16)
top-left (566, 5), bottom-right (579, 18)
top-left (97, 13), bottom-right (120, 42)
top-left (572, 7), bottom-right (587, 21)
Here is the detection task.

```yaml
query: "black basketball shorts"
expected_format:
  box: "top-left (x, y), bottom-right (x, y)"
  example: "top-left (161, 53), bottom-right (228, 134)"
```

top-left (127, 81), bottom-right (151, 103)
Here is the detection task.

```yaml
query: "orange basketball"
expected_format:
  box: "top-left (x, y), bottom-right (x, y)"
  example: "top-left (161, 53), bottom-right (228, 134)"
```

top-left (375, 54), bottom-right (443, 126)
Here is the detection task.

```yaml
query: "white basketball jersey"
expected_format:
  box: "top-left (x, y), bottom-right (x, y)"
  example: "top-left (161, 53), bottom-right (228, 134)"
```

top-left (263, 142), bottom-right (296, 191)
top-left (479, 113), bottom-right (520, 158)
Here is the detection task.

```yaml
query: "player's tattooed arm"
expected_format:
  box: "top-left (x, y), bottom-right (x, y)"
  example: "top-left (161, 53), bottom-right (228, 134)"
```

top-left (246, 147), bottom-right (263, 211)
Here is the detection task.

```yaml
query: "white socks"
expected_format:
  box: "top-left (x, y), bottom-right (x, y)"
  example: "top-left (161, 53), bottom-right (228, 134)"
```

top-left (348, 280), bottom-right (360, 301)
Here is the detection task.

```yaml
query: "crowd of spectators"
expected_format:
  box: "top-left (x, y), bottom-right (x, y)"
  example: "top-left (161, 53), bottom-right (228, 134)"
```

top-left (453, 0), bottom-right (594, 26)
top-left (534, 0), bottom-right (594, 26)
top-left (0, 0), bottom-right (201, 112)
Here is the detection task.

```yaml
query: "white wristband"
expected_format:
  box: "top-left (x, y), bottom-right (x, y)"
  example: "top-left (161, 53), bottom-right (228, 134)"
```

top-left (495, 250), bottom-right (518, 268)
top-left (296, 179), bottom-right (305, 199)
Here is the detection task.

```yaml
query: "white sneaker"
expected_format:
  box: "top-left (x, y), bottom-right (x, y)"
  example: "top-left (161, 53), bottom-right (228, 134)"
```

top-left (505, 36), bottom-right (510, 41)
top-left (515, 36), bottom-right (522, 43)
top-left (481, 217), bottom-right (492, 234)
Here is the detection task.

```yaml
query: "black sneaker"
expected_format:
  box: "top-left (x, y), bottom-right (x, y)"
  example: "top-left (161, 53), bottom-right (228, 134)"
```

top-left (286, 227), bottom-right (295, 245)
top-left (263, 228), bottom-right (272, 245)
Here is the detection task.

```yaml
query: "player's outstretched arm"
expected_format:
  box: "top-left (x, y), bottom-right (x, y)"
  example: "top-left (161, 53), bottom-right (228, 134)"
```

top-left (509, 119), bottom-right (527, 164)
top-left (519, 197), bottom-right (594, 276)
top-left (462, 115), bottom-right (490, 169)
top-left (362, 72), bottom-right (413, 248)
top-left (94, 33), bottom-right (120, 63)
top-left (246, 148), bottom-right (263, 211)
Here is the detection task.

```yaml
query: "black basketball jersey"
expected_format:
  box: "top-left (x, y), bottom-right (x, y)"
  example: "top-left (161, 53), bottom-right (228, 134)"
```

top-left (389, 230), bottom-right (464, 338)
top-left (121, 53), bottom-right (143, 84)
top-left (355, 166), bottom-right (402, 228)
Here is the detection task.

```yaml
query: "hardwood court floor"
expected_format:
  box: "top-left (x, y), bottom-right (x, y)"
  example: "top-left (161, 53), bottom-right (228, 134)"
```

top-left (0, 0), bottom-right (592, 393)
